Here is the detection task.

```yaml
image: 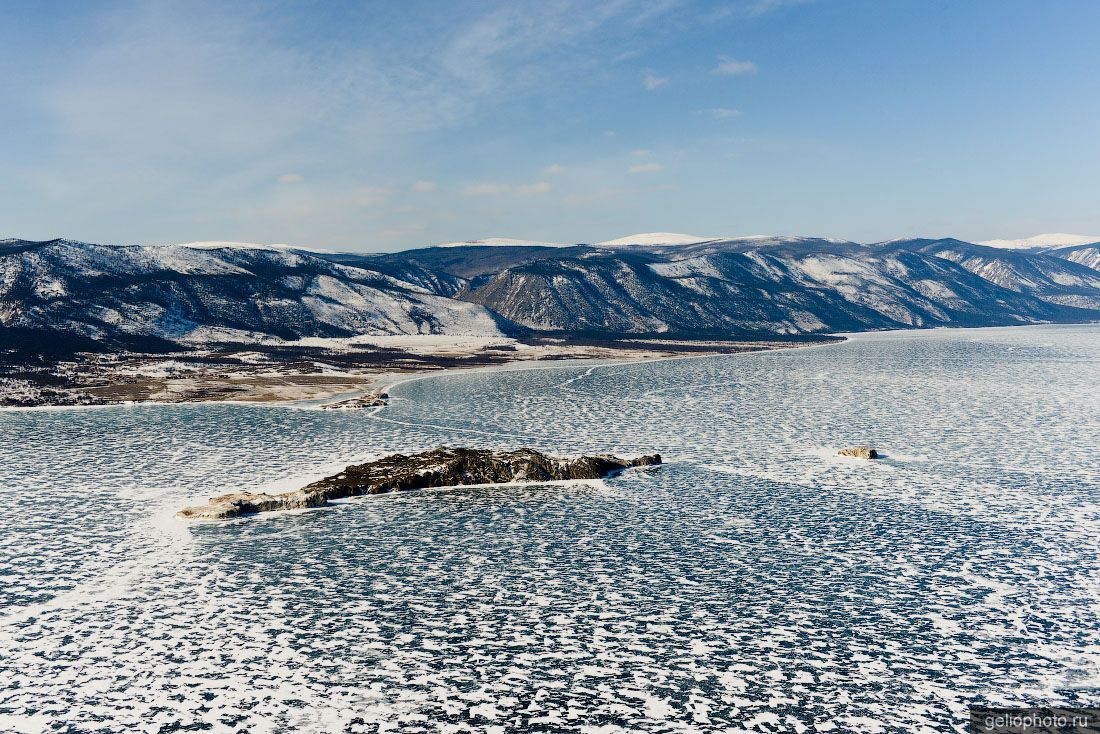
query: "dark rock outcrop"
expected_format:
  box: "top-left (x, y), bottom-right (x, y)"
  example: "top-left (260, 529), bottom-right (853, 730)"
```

top-left (178, 447), bottom-right (662, 520)
top-left (838, 446), bottom-right (878, 459)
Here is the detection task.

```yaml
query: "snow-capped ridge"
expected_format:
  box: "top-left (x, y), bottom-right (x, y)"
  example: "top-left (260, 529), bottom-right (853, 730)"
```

top-left (596, 233), bottom-right (859, 249)
top-left (434, 237), bottom-right (567, 248)
top-left (717, 235), bottom-right (855, 245)
top-left (171, 241), bottom-right (336, 254)
top-left (597, 232), bottom-right (716, 247)
top-left (5, 232), bottom-right (1100, 348)
top-left (979, 234), bottom-right (1100, 250)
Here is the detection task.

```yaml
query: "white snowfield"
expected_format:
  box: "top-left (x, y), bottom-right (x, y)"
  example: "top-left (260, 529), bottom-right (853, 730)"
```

top-left (596, 232), bottom-right (717, 247)
top-left (979, 233), bottom-right (1100, 250)
top-left (433, 237), bottom-right (568, 248)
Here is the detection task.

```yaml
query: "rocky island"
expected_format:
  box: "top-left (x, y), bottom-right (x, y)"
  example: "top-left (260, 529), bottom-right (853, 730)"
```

top-left (838, 446), bottom-right (879, 459)
top-left (178, 446), bottom-right (662, 520)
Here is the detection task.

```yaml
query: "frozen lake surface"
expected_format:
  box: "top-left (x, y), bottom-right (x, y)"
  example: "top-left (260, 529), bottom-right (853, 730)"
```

top-left (1, 324), bottom-right (1098, 733)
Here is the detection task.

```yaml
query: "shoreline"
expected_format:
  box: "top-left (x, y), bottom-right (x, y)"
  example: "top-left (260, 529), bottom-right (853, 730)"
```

top-left (9, 321), bottom-right (1091, 411)
top-left (0, 335), bottom-right (835, 410)
top-left (370, 335), bottom-right (849, 410)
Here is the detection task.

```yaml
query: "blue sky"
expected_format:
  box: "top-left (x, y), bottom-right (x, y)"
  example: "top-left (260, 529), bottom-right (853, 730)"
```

top-left (1, 0), bottom-right (1098, 251)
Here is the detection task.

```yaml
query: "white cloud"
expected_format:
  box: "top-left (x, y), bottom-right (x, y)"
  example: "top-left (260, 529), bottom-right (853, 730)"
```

top-left (277, 173), bottom-right (303, 184)
top-left (710, 107), bottom-right (743, 118)
top-left (714, 56), bottom-right (757, 75)
top-left (628, 162), bottom-right (663, 174)
top-left (438, 1), bottom-right (681, 97)
top-left (517, 182), bottom-right (552, 195)
top-left (463, 183), bottom-right (509, 197)
top-left (462, 182), bottom-right (552, 196)
top-left (544, 163), bottom-right (566, 174)
top-left (411, 180), bottom-right (438, 192)
top-left (643, 73), bottom-right (669, 90)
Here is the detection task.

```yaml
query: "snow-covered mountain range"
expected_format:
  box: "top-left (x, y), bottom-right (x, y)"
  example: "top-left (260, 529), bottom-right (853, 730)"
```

top-left (457, 236), bottom-right (1100, 334)
top-left (0, 239), bottom-right (507, 351)
top-left (2, 233), bottom-right (1098, 351)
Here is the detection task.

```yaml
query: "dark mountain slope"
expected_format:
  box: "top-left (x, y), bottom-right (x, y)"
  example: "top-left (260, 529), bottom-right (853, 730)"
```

top-left (603, 236), bottom-right (868, 259)
top-left (1043, 243), bottom-right (1100, 273)
top-left (878, 238), bottom-right (1100, 309)
top-left (462, 246), bottom-right (1094, 336)
top-left (370, 244), bottom-right (597, 279)
top-left (316, 252), bottom-right (468, 296)
top-left (3, 236), bottom-right (1097, 351)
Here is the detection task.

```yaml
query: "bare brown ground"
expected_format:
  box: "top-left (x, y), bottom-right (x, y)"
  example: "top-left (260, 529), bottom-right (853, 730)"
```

top-left (5, 335), bottom-right (839, 408)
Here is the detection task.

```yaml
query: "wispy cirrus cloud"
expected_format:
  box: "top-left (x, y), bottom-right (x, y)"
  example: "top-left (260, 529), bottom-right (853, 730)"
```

top-left (714, 56), bottom-right (757, 75)
top-left (743, 0), bottom-right (815, 16)
top-left (710, 107), bottom-right (743, 118)
top-left (707, 0), bottom-right (815, 20)
top-left (0, 0), bottom-right (824, 249)
top-left (8, 0), bottom-right (697, 245)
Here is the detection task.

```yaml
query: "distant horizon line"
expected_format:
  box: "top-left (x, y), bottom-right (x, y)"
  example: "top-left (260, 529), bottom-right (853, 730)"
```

top-left (5, 231), bottom-right (1100, 254)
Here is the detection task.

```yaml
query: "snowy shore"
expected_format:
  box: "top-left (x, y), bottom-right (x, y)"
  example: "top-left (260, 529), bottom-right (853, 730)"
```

top-left (1, 334), bottom-right (830, 409)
